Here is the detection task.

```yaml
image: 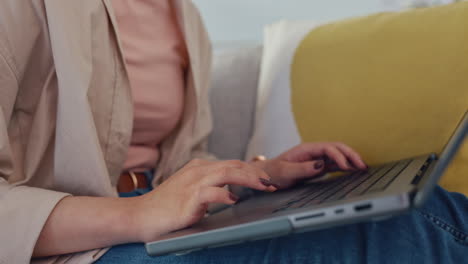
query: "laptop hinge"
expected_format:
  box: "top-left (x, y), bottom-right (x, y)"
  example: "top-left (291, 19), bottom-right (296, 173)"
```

top-left (410, 155), bottom-right (437, 186)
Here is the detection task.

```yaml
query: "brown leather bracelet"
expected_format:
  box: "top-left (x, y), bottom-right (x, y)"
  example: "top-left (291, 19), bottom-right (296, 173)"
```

top-left (117, 171), bottom-right (150, 193)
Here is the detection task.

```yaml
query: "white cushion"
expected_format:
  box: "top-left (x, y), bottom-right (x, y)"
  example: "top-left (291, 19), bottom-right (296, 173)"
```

top-left (208, 46), bottom-right (263, 160)
top-left (246, 20), bottom-right (320, 160)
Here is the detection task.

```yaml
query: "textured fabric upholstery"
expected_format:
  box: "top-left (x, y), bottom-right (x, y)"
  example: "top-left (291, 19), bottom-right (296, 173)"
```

top-left (208, 46), bottom-right (262, 160)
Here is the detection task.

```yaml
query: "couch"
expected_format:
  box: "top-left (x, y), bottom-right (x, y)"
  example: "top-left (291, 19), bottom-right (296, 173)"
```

top-left (208, 45), bottom-right (263, 161)
top-left (207, 41), bottom-right (467, 194)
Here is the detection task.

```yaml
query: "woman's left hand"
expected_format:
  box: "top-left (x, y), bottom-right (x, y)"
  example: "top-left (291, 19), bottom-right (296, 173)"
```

top-left (251, 142), bottom-right (368, 189)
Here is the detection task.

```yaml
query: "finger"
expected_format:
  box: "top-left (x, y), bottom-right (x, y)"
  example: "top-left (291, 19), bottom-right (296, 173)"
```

top-left (324, 146), bottom-right (352, 171)
top-left (199, 160), bottom-right (275, 191)
top-left (184, 158), bottom-right (215, 170)
top-left (333, 143), bottom-right (367, 170)
top-left (289, 143), bottom-right (326, 161)
top-left (201, 160), bottom-right (270, 181)
top-left (287, 159), bottom-right (326, 180)
top-left (198, 187), bottom-right (238, 205)
top-left (204, 166), bottom-right (275, 192)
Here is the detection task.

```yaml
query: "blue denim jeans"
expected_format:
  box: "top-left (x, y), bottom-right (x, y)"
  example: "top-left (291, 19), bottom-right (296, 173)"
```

top-left (96, 175), bottom-right (468, 263)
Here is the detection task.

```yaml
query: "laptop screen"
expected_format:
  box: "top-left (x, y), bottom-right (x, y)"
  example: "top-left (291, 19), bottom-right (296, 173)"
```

top-left (415, 111), bottom-right (468, 206)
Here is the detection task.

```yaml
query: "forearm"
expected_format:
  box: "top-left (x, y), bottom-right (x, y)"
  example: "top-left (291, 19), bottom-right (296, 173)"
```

top-left (33, 195), bottom-right (142, 258)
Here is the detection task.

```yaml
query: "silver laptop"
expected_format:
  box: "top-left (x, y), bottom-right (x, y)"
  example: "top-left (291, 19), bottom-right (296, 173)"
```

top-left (146, 111), bottom-right (468, 256)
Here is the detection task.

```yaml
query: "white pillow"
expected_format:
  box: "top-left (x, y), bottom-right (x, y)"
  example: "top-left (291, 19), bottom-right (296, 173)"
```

top-left (208, 45), bottom-right (263, 160)
top-left (246, 20), bottom-right (320, 160)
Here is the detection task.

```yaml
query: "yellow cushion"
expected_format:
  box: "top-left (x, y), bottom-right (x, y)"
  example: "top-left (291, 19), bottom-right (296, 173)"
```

top-left (291, 3), bottom-right (468, 195)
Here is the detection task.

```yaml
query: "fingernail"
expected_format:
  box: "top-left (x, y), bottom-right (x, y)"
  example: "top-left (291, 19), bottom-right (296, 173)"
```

top-left (271, 183), bottom-right (281, 189)
top-left (314, 160), bottom-right (324, 170)
top-left (260, 178), bottom-right (273, 187)
top-left (229, 193), bottom-right (239, 202)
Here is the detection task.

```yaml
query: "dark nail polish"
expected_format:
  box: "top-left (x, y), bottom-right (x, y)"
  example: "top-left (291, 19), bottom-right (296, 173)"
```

top-left (271, 183), bottom-right (281, 189)
top-left (314, 160), bottom-right (324, 170)
top-left (260, 178), bottom-right (273, 187)
top-left (229, 193), bottom-right (239, 202)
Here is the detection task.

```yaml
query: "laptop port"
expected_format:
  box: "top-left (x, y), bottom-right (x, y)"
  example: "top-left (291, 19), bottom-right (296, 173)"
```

top-left (335, 208), bottom-right (345, 214)
top-left (354, 203), bottom-right (372, 212)
top-left (295, 212), bottom-right (325, 221)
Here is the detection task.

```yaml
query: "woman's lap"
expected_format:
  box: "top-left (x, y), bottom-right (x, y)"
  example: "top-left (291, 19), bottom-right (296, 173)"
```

top-left (96, 186), bottom-right (468, 263)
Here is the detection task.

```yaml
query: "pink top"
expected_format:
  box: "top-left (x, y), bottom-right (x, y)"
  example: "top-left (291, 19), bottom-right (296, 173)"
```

top-left (113, 0), bottom-right (188, 172)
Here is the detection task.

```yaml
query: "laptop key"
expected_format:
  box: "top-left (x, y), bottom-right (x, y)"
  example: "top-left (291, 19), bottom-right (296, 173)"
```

top-left (322, 167), bottom-right (381, 203)
top-left (272, 160), bottom-right (403, 213)
top-left (299, 172), bottom-right (361, 207)
top-left (342, 163), bottom-right (397, 199)
top-left (272, 207), bottom-right (287, 214)
top-left (280, 183), bottom-right (325, 207)
top-left (276, 175), bottom-right (352, 212)
top-left (364, 159), bottom-right (412, 193)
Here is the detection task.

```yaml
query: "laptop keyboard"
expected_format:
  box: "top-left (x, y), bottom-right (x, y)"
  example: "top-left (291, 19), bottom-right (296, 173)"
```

top-left (271, 159), bottom-right (412, 214)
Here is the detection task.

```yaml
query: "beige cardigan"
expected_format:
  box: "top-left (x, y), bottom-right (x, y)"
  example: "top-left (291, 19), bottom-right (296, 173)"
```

top-left (0, 0), bottom-right (214, 263)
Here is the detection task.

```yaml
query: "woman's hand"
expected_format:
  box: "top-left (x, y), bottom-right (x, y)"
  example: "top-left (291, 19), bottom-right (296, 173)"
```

top-left (252, 142), bottom-right (368, 189)
top-left (131, 159), bottom-right (277, 242)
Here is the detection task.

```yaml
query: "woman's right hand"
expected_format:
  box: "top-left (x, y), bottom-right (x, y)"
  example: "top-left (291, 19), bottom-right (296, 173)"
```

top-left (131, 159), bottom-right (277, 242)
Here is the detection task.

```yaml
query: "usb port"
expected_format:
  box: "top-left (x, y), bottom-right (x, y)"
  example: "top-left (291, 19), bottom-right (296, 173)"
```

top-left (354, 203), bottom-right (372, 212)
top-left (335, 208), bottom-right (345, 214)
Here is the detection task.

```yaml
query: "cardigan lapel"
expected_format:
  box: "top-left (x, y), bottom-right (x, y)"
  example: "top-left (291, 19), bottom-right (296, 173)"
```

top-left (44, 0), bottom-right (130, 196)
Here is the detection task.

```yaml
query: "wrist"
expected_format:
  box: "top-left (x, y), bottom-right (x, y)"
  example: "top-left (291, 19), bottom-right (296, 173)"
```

top-left (125, 194), bottom-right (176, 243)
top-left (117, 196), bottom-right (147, 243)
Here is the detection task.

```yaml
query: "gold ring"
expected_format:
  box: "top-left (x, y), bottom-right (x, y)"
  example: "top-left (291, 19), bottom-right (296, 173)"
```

top-left (251, 155), bottom-right (267, 162)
